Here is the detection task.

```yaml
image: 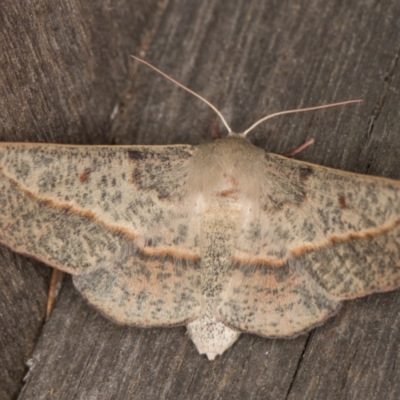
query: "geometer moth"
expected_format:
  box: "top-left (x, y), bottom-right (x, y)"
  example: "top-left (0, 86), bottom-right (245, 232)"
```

top-left (1, 58), bottom-right (399, 359)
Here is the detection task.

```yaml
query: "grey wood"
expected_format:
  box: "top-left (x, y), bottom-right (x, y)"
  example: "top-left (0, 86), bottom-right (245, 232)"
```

top-left (1, 0), bottom-right (400, 399)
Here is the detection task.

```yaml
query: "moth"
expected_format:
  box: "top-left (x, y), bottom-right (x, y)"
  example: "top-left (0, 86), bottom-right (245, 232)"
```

top-left (1, 57), bottom-right (400, 361)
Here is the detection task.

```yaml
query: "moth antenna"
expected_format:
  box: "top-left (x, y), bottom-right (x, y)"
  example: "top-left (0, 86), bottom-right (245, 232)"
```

top-left (242, 100), bottom-right (363, 137)
top-left (132, 56), bottom-right (232, 134)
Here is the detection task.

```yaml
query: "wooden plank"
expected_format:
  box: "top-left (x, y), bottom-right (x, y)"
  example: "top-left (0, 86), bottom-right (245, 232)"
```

top-left (1, 0), bottom-right (400, 399)
top-left (0, 248), bottom-right (49, 400)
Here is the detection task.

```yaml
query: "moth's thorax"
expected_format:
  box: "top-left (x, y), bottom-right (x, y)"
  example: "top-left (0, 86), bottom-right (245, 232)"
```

top-left (187, 136), bottom-right (265, 211)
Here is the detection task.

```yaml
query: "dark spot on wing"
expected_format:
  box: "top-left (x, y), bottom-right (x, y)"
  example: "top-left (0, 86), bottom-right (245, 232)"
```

top-left (79, 170), bottom-right (90, 183)
top-left (339, 195), bottom-right (347, 208)
top-left (128, 150), bottom-right (146, 160)
top-left (299, 167), bottom-right (314, 181)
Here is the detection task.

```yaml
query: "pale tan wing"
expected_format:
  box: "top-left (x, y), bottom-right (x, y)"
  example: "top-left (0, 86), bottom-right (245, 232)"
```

top-left (216, 259), bottom-right (339, 338)
top-left (73, 243), bottom-right (201, 326)
top-left (0, 143), bottom-right (202, 326)
top-left (218, 153), bottom-right (400, 337)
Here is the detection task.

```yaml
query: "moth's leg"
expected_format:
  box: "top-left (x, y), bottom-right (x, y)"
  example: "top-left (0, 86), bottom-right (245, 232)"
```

top-left (46, 269), bottom-right (65, 318)
top-left (212, 121), bottom-right (221, 139)
top-left (282, 138), bottom-right (314, 157)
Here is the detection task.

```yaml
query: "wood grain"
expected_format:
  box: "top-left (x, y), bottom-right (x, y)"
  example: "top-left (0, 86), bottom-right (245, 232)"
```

top-left (1, 0), bottom-right (400, 399)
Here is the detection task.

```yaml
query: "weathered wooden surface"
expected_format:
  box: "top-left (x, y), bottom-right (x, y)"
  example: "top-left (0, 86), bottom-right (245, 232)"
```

top-left (1, 0), bottom-right (400, 399)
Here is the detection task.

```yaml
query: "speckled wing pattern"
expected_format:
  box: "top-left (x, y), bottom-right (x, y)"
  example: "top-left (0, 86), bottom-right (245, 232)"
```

top-left (0, 143), bottom-right (202, 326)
top-left (216, 149), bottom-right (400, 338)
top-left (1, 136), bottom-right (400, 359)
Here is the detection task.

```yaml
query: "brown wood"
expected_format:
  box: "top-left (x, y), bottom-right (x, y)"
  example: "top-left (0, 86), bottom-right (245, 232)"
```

top-left (1, 0), bottom-right (400, 399)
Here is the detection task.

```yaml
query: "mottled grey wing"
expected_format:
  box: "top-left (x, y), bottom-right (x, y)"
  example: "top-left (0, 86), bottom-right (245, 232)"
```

top-left (73, 243), bottom-right (201, 326)
top-left (0, 143), bottom-right (202, 326)
top-left (218, 153), bottom-right (400, 337)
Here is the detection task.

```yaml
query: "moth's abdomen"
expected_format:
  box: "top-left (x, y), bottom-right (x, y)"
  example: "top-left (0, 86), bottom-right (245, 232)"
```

top-left (186, 205), bottom-right (242, 359)
top-left (200, 207), bottom-right (241, 297)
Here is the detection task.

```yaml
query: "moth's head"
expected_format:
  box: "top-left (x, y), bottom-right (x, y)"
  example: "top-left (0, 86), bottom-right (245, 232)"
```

top-left (132, 56), bottom-right (362, 144)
